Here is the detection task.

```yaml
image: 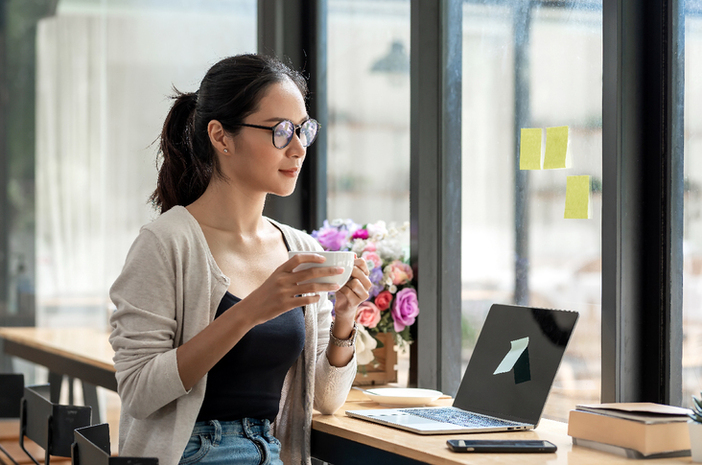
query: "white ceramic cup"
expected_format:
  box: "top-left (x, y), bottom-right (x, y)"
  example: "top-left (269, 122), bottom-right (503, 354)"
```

top-left (288, 251), bottom-right (355, 286)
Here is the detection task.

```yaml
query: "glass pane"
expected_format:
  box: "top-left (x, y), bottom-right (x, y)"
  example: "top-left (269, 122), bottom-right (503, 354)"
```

top-left (683, 6), bottom-right (702, 408)
top-left (326, 0), bottom-right (411, 385)
top-left (326, 0), bottom-right (411, 226)
top-left (32, 0), bottom-right (256, 328)
top-left (461, 1), bottom-right (602, 422)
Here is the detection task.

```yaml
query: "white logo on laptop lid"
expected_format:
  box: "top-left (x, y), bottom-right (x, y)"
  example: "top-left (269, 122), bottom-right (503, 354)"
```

top-left (493, 336), bottom-right (531, 384)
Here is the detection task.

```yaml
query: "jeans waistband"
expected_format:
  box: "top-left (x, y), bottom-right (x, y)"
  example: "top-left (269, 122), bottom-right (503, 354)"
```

top-left (191, 418), bottom-right (272, 445)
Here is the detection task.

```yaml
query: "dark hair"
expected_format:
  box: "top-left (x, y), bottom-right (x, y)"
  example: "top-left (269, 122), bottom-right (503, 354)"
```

top-left (150, 54), bottom-right (308, 213)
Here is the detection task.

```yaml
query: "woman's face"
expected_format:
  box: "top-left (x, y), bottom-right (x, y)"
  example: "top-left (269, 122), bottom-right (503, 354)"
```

top-left (221, 78), bottom-right (309, 198)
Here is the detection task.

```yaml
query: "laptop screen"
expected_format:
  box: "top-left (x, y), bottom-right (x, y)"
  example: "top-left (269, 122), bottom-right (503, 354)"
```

top-left (453, 304), bottom-right (578, 425)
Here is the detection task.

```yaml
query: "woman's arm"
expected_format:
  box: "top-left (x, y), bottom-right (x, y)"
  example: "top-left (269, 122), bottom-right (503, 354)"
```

top-left (325, 257), bottom-right (371, 367)
top-left (176, 253), bottom-right (344, 390)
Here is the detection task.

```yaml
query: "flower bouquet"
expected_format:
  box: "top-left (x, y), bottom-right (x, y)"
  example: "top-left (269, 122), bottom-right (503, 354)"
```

top-left (311, 219), bottom-right (419, 370)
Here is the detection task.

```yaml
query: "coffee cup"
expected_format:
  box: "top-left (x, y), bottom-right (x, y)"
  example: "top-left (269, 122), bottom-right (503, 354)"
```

top-left (288, 251), bottom-right (355, 286)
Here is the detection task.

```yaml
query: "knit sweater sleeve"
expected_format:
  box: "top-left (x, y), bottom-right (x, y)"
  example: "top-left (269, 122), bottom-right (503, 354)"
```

top-left (313, 292), bottom-right (357, 414)
top-left (108, 228), bottom-right (190, 420)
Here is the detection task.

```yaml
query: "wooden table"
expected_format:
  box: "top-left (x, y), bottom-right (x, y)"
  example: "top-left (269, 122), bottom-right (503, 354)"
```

top-left (311, 389), bottom-right (693, 465)
top-left (0, 327), bottom-right (116, 423)
top-left (0, 328), bottom-right (693, 464)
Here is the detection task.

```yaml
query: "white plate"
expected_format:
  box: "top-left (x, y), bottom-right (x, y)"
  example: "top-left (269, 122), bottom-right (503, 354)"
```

top-left (362, 388), bottom-right (444, 407)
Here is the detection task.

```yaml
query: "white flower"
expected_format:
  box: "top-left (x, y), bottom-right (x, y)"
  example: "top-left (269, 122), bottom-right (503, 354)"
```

top-left (355, 325), bottom-right (378, 365)
top-left (366, 221), bottom-right (388, 239)
top-left (376, 239), bottom-right (404, 261)
top-left (351, 239), bottom-right (367, 256)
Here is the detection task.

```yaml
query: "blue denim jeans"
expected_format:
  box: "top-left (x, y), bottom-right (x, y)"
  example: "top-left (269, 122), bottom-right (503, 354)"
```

top-left (178, 418), bottom-right (283, 465)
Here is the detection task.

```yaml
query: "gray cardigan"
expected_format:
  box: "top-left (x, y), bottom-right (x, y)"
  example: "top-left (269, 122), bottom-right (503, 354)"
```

top-left (109, 206), bottom-right (356, 465)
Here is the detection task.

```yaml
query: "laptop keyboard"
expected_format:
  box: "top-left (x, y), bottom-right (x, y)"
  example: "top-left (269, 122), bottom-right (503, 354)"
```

top-left (398, 407), bottom-right (524, 428)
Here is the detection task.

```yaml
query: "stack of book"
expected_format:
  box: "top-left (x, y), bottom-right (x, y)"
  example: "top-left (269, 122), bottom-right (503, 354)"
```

top-left (567, 403), bottom-right (692, 459)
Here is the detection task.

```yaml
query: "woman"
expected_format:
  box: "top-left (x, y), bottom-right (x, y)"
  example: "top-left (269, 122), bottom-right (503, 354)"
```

top-left (109, 54), bottom-right (371, 465)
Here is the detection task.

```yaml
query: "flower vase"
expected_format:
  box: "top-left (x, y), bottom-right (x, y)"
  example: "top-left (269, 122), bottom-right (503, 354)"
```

top-left (353, 332), bottom-right (398, 386)
top-left (691, 420), bottom-right (702, 463)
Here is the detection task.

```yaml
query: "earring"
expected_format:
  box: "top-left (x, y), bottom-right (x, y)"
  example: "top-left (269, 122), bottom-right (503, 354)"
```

top-left (223, 149), bottom-right (228, 153)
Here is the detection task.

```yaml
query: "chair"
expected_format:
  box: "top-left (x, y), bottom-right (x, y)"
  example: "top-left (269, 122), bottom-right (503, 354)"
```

top-left (0, 373), bottom-right (24, 465)
top-left (19, 385), bottom-right (91, 465)
top-left (71, 424), bottom-right (157, 465)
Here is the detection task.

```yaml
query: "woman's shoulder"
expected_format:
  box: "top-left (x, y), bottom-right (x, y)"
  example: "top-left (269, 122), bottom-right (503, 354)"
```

top-left (135, 206), bottom-right (207, 255)
top-left (141, 205), bottom-right (198, 238)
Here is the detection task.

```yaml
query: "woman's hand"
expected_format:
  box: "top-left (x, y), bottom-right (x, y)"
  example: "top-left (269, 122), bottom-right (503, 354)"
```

top-left (333, 257), bottom-right (372, 322)
top-left (325, 256), bottom-right (371, 367)
top-left (243, 253), bottom-right (345, 326)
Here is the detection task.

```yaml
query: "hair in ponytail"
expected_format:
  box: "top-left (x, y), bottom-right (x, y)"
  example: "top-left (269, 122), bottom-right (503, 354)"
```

top-left (150, 54), bottom-right (308, 213)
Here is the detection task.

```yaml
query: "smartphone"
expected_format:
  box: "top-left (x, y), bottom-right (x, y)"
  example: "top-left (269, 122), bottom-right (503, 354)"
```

top-left (446, 439), bottom-right (557, 453)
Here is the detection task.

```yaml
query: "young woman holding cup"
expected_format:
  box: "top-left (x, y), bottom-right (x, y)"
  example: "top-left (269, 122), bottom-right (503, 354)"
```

top-left (109, 54), bottom-right (371, 465)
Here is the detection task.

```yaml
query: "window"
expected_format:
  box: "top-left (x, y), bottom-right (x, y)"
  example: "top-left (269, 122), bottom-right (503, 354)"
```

top-left (461, 1), bottom-right (602, 421)
top-left (32, 0), bottom-right (256, 328)
top-left (326, 0), bottom-right (411, 226)
top-left (326, 0), bottom-right (411, 384)
top-left (683, 7), bottom-right (702, 406)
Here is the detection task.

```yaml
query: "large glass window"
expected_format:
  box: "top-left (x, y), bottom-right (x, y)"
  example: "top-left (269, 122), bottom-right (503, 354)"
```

top-left (31, 0), bottom-right (256, 329)
top-left (326, 0), bottom-right (411, 226)
top-left (326, 0), bottom-right (411, 384)
top-left (683, 6), bottom-right (702, 407)
top-left (461, 1), bottom-right (602, 421)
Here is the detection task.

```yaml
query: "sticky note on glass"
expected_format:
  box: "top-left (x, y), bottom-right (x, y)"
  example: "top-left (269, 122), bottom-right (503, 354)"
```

top-left (519, 128), bottom-right (543, 170)
top-left (564, 175), bottom-right (591, 219)
top-left (543, 126), bottom-right (571, 169)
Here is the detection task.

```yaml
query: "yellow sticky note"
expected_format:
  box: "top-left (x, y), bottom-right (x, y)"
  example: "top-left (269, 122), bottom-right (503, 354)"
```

top-left (543, 126), bottom-right (570, 169)
top-left (519, 128), bottom-right (543, 170)
top-left (564, 175), bottom-right (591, 219)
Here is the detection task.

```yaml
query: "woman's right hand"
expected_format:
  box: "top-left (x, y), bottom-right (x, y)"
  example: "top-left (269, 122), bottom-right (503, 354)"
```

top-left (243, 253), bottom-right (343, 325)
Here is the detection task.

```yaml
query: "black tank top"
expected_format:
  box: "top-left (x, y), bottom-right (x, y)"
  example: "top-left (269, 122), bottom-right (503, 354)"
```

top-left (196, 291), bottom-right (305, 422)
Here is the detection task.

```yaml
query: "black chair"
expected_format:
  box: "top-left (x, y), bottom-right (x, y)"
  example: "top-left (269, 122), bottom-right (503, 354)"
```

top-left (19, 384), bottom-right (91, 465)
top-left (0, 373), bottom-right (24, 465)
top-left (71, 424), bottom-right (157, 465)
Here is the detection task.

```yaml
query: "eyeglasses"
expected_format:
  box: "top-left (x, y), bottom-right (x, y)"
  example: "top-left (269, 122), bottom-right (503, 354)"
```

top-left (235, 118), bottom-right (320, 149)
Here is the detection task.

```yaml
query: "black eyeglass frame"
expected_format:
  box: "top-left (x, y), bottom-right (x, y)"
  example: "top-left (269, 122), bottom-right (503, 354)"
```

top-left (234, 118), bottom-right (320, 149)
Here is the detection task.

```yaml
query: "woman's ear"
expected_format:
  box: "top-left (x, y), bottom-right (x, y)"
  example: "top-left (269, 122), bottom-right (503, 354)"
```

top-left (207, 120), bottom-right (233, 154)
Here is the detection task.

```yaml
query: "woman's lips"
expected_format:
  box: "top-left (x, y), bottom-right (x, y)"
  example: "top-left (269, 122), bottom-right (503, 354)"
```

top-left (280, 167), bottom-right (299, 177)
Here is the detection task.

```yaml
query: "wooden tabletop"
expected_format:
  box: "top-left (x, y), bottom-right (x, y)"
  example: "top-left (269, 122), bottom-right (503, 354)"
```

top-left (312, 388), bottom-right (693, 465)
top-left (0, 327), bottom-right (115, 372)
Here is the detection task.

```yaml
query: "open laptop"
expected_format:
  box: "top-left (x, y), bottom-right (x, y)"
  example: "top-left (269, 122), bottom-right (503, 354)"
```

top-left (346, 303), bottom-right (579, 434)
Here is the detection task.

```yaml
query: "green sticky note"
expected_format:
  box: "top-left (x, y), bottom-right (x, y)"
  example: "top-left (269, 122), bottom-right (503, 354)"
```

top-left (564, 175), bottom-right (591, 219)
top-left (544, 126), bottom-right (570, 169)
top-left (519, 128), bottom-right (543, 170)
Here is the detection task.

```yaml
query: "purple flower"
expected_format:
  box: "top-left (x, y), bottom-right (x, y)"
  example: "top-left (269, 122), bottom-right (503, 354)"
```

top-left (391, 288), bottom-right (419, 332)
top-left (368, 267), bottom-right (385, 297)
top-left (314, 226), bottom-right (348, 251)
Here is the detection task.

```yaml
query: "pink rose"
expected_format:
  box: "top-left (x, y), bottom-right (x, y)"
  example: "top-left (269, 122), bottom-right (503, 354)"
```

top-left (356, 301), bottom-right (381, 329)
top-left (391, 288), bottom-right (419, 332)
top-left (363, 242), bottom-right (377, 253)
top-left (387, 260), bottom-right (413, 285)
top-left (352, 229), bottom-right (369, 240)
top-left (362, 251), bottom-right (382, 269)
top-left (374, 290), bottom-right (393, 311)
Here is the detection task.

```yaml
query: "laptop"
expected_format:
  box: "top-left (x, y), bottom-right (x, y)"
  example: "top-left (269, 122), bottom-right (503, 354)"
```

top-left (346, 303), bottom-right (579, 434)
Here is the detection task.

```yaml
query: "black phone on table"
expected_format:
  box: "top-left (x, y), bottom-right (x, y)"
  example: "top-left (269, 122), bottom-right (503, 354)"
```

top-left (446, 439), bottom-right (557, 453)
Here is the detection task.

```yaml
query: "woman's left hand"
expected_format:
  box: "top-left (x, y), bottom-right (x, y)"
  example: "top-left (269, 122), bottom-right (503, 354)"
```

top-left (332, 257), bottom-right (372, 321)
